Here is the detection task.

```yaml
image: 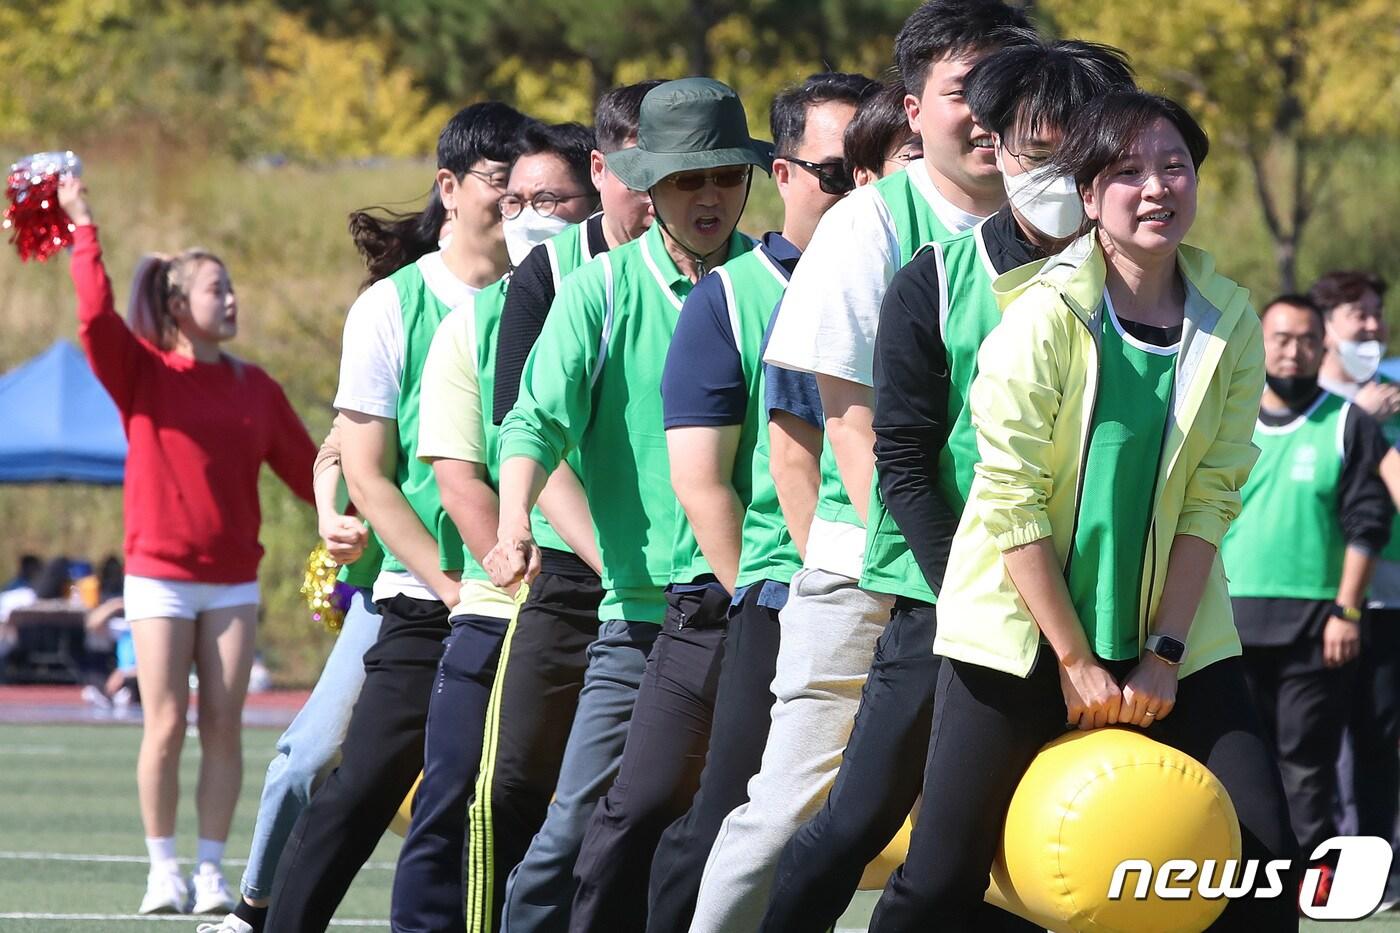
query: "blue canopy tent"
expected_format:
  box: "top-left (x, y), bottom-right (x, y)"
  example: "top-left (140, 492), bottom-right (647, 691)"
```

top-left (0, 340), bottom-right (126, 483)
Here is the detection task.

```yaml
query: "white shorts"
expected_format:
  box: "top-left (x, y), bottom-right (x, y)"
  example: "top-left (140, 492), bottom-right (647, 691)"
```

top-left (123, 575), bottom-right (261, 622)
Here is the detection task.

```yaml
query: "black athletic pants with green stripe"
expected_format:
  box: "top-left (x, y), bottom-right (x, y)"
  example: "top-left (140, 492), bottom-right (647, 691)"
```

top-left (466, 566), bottom-right (604, 932)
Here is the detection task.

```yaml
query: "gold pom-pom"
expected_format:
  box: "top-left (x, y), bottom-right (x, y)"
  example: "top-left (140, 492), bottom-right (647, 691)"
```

top-left (301, 543), bottom-right (346, 632)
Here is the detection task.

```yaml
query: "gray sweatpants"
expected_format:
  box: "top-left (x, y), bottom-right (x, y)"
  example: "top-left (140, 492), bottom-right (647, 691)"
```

top-left (688, 567), bottom-right (894, 933)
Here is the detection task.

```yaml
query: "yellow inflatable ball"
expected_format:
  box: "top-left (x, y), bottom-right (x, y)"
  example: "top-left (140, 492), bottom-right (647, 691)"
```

top-left (389, 772), bottom-right (424, 837)
top-left (860, 814), bottom-right (914, 891)
top-left (986, 727), bottom-right (1241, 933)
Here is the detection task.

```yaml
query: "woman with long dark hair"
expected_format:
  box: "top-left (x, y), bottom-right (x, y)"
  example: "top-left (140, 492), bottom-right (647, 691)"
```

top-left (58, 177), bottom-right (316, 917)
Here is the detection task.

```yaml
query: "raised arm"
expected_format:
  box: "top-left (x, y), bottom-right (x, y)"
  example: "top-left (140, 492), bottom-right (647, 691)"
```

top-left (59, 177), bottom-right (151, 411)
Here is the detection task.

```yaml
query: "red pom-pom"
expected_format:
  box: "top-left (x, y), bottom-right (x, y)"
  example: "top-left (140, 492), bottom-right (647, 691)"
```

top-left (4, 151), bottom-right (81, 263)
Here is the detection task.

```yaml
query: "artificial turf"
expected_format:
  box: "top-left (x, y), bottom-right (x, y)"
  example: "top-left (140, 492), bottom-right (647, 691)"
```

top-left (1, 722), bottom-right (1397, 932)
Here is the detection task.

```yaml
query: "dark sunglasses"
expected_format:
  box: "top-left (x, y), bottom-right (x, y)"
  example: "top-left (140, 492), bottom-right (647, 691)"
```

top-left (662, 167), bottom-right (753, 191)
top-left (784, 156), bottom-right (855, 195)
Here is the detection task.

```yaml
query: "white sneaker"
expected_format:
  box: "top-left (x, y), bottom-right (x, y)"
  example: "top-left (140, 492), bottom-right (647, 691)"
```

top-left (196, 913), bottom-right (254, 933)
top-left (190, 864), bottom-right (237, 915)
top-left (81, 685), bottom-right (112, 709)
top-left (138, 868), bottom-right (190, 914)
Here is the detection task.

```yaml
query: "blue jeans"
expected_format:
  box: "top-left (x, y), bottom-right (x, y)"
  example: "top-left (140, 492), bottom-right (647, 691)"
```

top-left (239, 591), bottom-right (380, 900)
top-left (501, 619), bottom-right (658, 933)
top-left (390, 612), bottom-right (510, 932)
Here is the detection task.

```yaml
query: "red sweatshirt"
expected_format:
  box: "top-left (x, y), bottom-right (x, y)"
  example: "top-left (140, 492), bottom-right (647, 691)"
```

top-left (70, 225), bottom-right (316, 583)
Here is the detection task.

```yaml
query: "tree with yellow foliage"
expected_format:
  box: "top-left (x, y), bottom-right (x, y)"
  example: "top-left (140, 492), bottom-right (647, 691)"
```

top-left (1040, 0), bottom-right (1400, 291)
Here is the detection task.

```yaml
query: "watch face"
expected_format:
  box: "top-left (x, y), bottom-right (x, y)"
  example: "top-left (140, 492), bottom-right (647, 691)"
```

top-left (1154, 637), bottom-right (1185, 663)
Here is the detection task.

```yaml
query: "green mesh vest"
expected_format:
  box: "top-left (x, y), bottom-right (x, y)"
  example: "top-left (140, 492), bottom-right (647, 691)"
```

top-left (669, 244), bottom-right (793, 587)
top-left (1221, 393), bottom-right (1349, 599)
top-left (860, 221), bottom-right (1006, 602)
top-left (812, 170), bottom-right (955, 541)
top-left (375, 261), bottom-right (466, 579)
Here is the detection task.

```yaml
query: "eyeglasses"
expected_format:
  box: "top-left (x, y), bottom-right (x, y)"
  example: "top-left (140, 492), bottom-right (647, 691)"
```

top-left (498, 192), bottom-right (593, 219)
top-left (661, 167), bottom-right (753, 191)
top-left (466, 167), bottom-right (511, 190)
top-left (884, 149), bottom-right (922, 168)
top-left (1000, 144), bottom-right (1054, 171)
top-left (782, 156), bottom-right (855, 195)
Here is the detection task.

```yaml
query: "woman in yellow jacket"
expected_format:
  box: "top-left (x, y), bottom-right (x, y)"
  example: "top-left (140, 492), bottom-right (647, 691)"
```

top-left (869, 91), bottom-right (1298, 932)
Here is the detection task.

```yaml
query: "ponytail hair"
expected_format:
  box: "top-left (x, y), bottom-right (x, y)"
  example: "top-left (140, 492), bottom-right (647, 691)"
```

top-left (127, 249), bottom-right (223, 349)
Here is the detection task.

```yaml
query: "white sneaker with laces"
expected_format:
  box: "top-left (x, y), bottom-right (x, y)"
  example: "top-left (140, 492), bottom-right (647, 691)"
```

top-left (138, 868), bottom-right (190, 914)
top-left (190, 863), bottom-right (237, 915)
top-left (196, 913), bottom-right (254, 933)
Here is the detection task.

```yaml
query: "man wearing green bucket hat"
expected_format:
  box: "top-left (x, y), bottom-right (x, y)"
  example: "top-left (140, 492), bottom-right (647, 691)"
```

top-left (486, 77), bottom-right (768, 933)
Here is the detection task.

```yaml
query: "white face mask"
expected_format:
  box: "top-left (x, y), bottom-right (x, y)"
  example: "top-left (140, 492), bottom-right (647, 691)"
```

top-left (503, 208), bottom-right (569, 266)
top-left (996, 147), bottom-right (1084, 240)
top-left (1335, 338), bottom-right (1384, 382)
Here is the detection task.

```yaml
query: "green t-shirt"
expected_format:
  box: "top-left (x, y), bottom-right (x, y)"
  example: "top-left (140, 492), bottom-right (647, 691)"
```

top-left (1221, 392), bottom-right (1349, 600)
top-left (500, 223), bottom-right (753, 622)
top-left (1067, 300), bottom-right (1177, 660)
top-left (859, 220), bottom-right (1007, 602)
top-left (528, 220), bottom-right (604, 558)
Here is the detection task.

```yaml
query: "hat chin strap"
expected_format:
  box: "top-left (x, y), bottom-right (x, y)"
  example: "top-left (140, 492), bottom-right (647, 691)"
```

top-left (649, 176), bottom-right (752, 278)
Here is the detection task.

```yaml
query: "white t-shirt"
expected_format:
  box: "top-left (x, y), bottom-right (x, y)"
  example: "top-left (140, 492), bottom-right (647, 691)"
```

top-left (334, 251), bottom-right (480, 602)
top-left (763, 160), bottom-right (981, 387)
top-left (762, 161), bottom-right (985, 578)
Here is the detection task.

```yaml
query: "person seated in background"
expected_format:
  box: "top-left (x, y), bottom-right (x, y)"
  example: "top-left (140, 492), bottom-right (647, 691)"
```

top-left (84, 556), bottom-right (139, 709)
top-left (2, 554), bottom-right (42, 592)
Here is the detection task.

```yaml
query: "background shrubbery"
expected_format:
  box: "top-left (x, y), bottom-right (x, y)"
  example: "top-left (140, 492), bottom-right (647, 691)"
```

top-left (3, 0), bottom-right (1398, 682)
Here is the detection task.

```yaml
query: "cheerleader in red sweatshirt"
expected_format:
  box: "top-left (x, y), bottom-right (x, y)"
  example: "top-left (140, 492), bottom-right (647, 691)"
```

top-left (58, 176), bottom-right (315, 917)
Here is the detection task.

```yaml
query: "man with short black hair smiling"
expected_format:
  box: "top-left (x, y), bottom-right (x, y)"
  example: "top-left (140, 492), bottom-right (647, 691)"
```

top-left (691, 3), bottom-right (1032, 929)
top-left (761, 32), bottom-right (1136, 931)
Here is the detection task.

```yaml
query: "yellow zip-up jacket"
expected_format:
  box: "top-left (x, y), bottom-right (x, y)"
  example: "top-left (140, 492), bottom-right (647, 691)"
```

top-left (934, 233), bottom-right (1265, 679)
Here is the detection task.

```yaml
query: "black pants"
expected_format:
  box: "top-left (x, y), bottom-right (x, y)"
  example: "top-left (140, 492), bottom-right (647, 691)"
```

top-left (265, 594), bottom-right (449, 933)
top-left (391, 611), bottom-right (510, 932)
top-left (1243, 638), bottom-right (1356, 855)
top-left (870, 650), bottom-right (1298, 932)
top-left (763, 601), bottom-right (940, 932)
top-left (647, 584), bottom-right (783, 933)
top-left (465, 569), bottom-right (604, 933)
top-left (1345, 609), bottom-right (1400, 847)
top-left (569, 584), bottom-right (729, 933)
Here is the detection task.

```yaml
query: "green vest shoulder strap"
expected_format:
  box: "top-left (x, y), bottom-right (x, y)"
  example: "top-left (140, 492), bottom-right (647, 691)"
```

top-left (544, 220), bottom-right (598, 290)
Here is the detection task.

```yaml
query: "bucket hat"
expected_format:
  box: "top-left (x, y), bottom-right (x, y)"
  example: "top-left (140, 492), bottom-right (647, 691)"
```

top-left (606, 77), bottom-right (772, 191)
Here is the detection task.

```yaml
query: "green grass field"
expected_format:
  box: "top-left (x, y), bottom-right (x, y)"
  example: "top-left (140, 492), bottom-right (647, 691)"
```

top-left (2, 721), bottom-right (1399, 932)
top-left (0, 722), bottom-right (398, 932)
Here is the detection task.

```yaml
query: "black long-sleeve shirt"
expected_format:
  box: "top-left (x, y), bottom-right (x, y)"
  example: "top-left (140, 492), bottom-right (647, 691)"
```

top-left (872, 205), bottom-right (1048, 595)
top-left (492, 213), bottom-right (609, 425)
top-left (1234, 395), bottom-right (1394, 646)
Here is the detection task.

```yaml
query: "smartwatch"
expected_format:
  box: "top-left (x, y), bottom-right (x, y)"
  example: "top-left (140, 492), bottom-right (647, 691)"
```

top-left (1144, 633), bottom-right (1187, 666)
top-left (1331, 603), bottom-right (1363, 624)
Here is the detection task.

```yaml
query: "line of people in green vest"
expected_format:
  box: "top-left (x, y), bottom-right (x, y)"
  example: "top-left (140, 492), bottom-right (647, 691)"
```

top-left (176, 2), bottom-right (1400, 932)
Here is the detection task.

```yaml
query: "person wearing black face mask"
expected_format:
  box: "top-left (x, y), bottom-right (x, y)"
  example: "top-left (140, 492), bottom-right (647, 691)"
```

top-left (1220, 294), bottom-right (1393, 865)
